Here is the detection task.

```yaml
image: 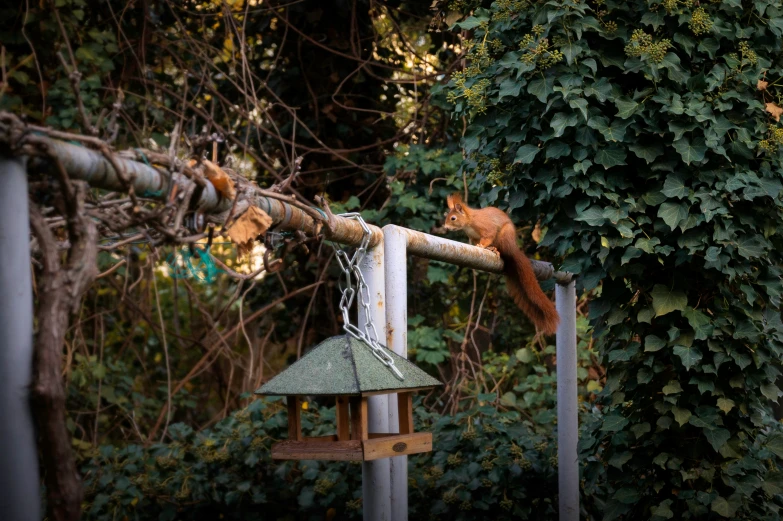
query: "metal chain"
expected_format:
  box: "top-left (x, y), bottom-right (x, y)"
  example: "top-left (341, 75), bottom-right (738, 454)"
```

top-left (333, 213), bottom-right (404, 380)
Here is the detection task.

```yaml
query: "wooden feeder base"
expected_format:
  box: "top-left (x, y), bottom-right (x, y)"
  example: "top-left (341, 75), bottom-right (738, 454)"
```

top-left (271, 432), bottom-right (432, 462)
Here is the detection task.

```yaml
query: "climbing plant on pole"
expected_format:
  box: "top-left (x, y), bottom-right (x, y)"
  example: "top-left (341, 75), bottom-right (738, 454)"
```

top-left (446, 0), bottom-right (783, 518)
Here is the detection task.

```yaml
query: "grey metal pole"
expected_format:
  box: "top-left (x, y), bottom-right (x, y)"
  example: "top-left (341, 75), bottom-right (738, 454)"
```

top-left (359, 240), bottom-right (391, 521)
top-left (0, 152), bottom-right (41, 521)
top-left (383, 226), bottom-right (408, 521)
top-left (556, 280), bottom-right (579, 521)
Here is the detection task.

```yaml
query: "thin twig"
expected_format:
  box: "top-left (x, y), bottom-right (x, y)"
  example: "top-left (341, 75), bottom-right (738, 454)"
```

top-left (151, 259), bottom-right (173, 442)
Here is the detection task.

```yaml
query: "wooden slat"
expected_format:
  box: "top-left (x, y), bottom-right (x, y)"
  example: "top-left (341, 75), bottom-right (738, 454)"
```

top-left (287, 396), bottom-right (302, 441)
top-left (362, 432), bottom-right (432, 461)
top-left (368, 432), bottom-right (397, 439)
top-left (360, 386), bottom-right (434, 397)
top-left (397, 392), bottom-right (414, 435)
top-left (271, 440), bottom-right (363, 461)
top-left (336, 396), bottom-right (350, 441)
top-left (349, 396), bottom-right (368, 441)
top-left (304, 435), bottom-right (338, 443)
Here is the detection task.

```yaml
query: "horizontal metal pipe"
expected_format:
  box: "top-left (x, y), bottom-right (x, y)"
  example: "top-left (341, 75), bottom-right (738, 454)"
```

top-left (28, 138), bottom-right (224, 212)
top-left (17, 132), bottom-right (381, 247)
top-left (382, 225), bottom-right (572, 283)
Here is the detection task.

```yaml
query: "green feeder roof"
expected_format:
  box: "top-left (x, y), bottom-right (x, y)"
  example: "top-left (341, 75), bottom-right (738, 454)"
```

top-left (255, 335), bottom-right (441, 396)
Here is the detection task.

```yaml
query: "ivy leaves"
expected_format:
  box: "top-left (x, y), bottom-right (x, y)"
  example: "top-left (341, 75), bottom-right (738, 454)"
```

top-left (449, 0), bottom-right (783, 518)
top-left (673, 135), bottom-right (708, 164)
top-left (650, 285), bottom-right (687, 317)
top-left (657, 202), bottom-right (690, 231)
top-left (672, 345), bottom-right (702, 371)
top-left (514, 144), bottom-right (540, 164)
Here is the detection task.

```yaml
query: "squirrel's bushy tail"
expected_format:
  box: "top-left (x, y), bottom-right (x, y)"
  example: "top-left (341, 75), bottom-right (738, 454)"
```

top-left (495, 224), bottom-right (559, 335)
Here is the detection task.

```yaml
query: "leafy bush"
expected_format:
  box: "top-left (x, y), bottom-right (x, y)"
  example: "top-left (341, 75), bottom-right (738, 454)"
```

top-left (76, 311), bottom-right (599, 521)
top-left (78, 398), bottom-right (560, 521)
top-left (447, 0), bottom-right (783, 518)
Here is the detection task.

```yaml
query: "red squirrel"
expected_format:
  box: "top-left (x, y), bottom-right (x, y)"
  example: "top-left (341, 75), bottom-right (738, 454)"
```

top-left (444, 193), bottom-right (559, 335)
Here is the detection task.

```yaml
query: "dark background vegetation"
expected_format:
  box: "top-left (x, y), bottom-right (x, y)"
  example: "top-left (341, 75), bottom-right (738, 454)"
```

top-left (3, 0), bottom-right (783, 519)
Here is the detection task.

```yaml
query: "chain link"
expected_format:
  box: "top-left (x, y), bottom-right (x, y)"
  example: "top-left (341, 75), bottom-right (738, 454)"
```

top-left (333, 213), bottom-right (404, 380)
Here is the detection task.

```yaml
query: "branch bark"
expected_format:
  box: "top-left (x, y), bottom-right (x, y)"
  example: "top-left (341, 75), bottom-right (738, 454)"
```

top-left (29, 179), bottom-right (98, 521)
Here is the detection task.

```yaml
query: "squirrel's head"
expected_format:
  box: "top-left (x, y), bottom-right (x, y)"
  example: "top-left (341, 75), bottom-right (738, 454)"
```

top-left (444, 193), bottom-right (469, 231)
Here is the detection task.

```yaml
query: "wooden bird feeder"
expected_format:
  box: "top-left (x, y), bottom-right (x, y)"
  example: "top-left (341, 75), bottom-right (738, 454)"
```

top-left (255, 335), bottom-right (441, 461)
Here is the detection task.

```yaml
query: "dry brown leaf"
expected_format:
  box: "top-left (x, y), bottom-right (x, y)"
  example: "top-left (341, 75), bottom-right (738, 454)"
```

top-left (766, 102), bottom-right (783, 122)
top-left (226, 206), bottom-right (273, 258)
top-left (531, 221), bottom-right (542, 243)
top-left (202, 159), bottom-right (236, 200)
top-left (758, 79), bottom-right (769, 91)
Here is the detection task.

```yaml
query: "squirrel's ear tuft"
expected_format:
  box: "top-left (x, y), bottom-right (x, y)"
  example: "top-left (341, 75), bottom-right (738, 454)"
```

top-left (446, 194), bottom-right (455, 209)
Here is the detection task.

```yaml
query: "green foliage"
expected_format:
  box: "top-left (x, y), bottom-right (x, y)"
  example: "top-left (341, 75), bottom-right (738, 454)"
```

top-left (78, 398), bottom-right (560, 521)
top-left (447, 0), bottom-right (783, 518)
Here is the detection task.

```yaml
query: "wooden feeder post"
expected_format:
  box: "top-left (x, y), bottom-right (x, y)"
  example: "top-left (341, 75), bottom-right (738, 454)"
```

top-left (255, 335), bottom-right (441, 462)
top-left (336, 396), bottom-right (351, 441)
top-left (286, 396), bottom-right (302, 441)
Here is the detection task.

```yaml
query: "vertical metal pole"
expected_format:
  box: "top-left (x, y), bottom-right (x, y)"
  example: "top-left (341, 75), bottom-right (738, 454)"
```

top-left (359, 240), bottom-right (391, 521)
top-left (383, 226), bottom-right (408, 521)
top-left (0, 153), bottom-right (41, 521)
top-left (556, 280), bottom-right (578, 521)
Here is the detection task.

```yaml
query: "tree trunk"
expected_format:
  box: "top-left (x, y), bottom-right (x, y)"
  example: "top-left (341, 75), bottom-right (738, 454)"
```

top-left (29, 180), bottom-right (97, 521)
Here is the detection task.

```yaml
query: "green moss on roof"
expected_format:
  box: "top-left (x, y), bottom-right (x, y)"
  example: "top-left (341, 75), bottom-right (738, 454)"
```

top-left (255, 335), bottom-right (441, 396)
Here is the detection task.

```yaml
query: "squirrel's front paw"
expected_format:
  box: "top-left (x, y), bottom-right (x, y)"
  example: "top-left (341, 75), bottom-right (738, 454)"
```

top-left (486, 246), bottom-right (500, 255)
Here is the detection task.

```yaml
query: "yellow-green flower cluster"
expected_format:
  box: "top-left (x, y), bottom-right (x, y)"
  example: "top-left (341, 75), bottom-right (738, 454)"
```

top-left (688, 7), bottom-right (713, 35)
top-left (520, 36), bottom-right (564, 70)
top-left (314, 478), bottom-right (335, 495)
top-left (442, 490), bottom-right (459, 504)
top-left (596, 10), bottom-right (617, 33)
top-left (449, 0), bottom-right (482, 12)
top-left (155, 455), bottom-right (178, 468)
top-left (492, 0), bottom-right (529, 21)
top-left (625, 29), bottom-right (671, 63)
top-left (662, 0), bottom-right (693, 14)
top-left (460, 428), bottom-right (478, 440)
top-left (516, 456), bottom-right (533, 469)
top-left (447, 35), bottom-right (501, 112)
top-left (447, 75), bottom-right (491, 113)
top-left (447, 452), bottom-right (463, 466)
top-left (466, 39), bottom-right (495, 70)
top-left (759, 124), bottom-right (783, 153)
top-left (739, 41), bottom-right (758, 65)
top-left (198, 447), bottom-right (229, 463)
top-left (346, 498), bottom-right (362, 511)
top-left (489, 38), bottom-right (505, 53)
top-left (476, 155), bottom-right (511, 185)
top-left (423, 465), bottom-right (444, 482)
